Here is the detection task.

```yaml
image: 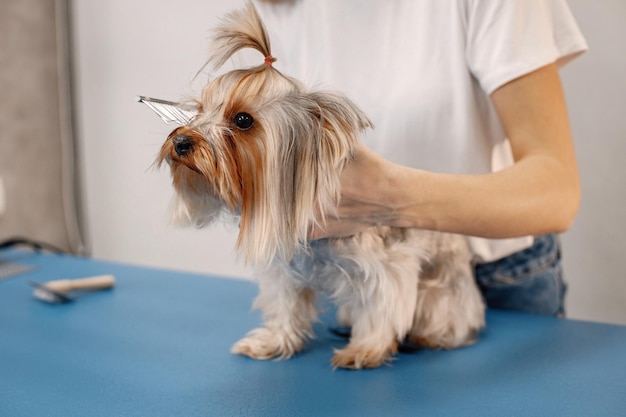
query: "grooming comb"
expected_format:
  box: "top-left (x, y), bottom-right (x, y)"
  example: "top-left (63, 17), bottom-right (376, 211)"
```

top-left (136, 96), bottom-right (198, 125)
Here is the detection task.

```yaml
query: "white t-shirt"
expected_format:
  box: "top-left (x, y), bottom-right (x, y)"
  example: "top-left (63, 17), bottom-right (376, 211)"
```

top-left (252, 0), bottom-right (588, 262)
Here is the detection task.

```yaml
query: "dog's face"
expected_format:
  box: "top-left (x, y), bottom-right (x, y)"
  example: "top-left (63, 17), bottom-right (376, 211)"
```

top-left (157, 6), bottom-right (371, 265)
top-left (158, 68), bottom-right (301, 230)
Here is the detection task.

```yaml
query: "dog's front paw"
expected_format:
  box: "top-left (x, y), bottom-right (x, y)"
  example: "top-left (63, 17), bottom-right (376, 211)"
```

top-left (331, 342), bottom-right (398, 370)
top-left (231, 327), bottom-right (304, 360)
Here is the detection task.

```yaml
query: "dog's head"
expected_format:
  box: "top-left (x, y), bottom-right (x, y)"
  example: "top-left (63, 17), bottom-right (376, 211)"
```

top-left (158, 3), bottom-right (371, 264)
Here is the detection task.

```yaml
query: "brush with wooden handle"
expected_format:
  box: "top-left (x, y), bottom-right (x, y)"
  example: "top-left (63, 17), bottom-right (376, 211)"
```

top-left (30, 275), bottom-right (116, 304)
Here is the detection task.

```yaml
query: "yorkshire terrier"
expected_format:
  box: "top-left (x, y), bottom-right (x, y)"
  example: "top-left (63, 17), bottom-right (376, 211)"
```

top-left (157, 3), bottom-right (485, 369)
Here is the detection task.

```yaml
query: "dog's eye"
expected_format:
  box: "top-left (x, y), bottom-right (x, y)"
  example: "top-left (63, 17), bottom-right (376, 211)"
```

top-left (233, 112), bottom-right (254, 131)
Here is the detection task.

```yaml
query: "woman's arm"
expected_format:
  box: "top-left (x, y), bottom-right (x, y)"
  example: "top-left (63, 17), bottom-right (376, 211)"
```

top-left (310, 63), bottom-right (580, 239)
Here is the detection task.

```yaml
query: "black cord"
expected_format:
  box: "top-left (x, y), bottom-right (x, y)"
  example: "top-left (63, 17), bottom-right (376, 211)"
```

top-left (0, 237), bottom-right (66, 254)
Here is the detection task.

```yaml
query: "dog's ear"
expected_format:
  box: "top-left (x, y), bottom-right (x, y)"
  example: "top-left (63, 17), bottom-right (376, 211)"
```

top-left (238, 91), bottom-right (371, 265)
top-left (298, 90), bottom-right (373, 225)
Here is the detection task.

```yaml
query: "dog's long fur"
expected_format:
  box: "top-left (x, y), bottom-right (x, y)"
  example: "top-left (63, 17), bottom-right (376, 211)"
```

top-left (158, 3), bottom-right (485, 369)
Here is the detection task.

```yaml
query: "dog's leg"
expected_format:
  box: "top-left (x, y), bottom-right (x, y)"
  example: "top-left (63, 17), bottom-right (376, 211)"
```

top-left (409, 252), bottom-right (485, 349)
top-left (336, 305), bottom-right (352, 328)
top-left (231, 265), bottom-right (317, 360)
top-left (331, 259), bottom-right (418, 369)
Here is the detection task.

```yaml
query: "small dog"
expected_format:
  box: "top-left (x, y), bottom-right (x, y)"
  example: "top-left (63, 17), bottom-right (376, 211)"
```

top-left (158, 3), bottom-right (485, 369)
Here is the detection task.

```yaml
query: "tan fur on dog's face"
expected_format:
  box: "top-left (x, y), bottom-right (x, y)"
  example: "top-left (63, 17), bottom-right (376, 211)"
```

top-left (157, 6), bottom-right (371, 264)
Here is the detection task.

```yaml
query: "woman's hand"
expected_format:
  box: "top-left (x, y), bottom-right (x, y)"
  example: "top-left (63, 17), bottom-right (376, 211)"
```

top-left (309, 63), bottom-right (580, 241)
top-left (309, 143), bottom-right (406, 239)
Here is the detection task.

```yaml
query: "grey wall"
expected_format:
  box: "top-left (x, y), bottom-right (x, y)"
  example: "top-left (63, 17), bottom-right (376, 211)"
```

top-left (0, 0), bottom-right (74, 252)
top-left (71, 0), bottom-right (626, 324)
top-left (71, 0), bottom-right (253, 280)
top-left (560, 0), bottom-right (626, 324)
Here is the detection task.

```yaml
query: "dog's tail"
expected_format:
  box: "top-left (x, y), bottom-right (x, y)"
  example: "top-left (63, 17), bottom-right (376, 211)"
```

top-left (208, 2), bottom-right (275, 71)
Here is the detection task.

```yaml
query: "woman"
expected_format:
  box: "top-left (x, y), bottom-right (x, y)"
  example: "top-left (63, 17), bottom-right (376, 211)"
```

top-left (256, 0), bottom-right (588, 316)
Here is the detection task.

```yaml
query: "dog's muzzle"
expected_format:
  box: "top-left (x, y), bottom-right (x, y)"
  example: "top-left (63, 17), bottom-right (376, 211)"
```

top-left (172, 134), bottom-right (193, 156)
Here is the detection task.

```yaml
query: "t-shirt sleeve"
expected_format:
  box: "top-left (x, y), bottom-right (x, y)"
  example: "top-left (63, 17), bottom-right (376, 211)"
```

top-left (465, 0), bottom-right (588, 95)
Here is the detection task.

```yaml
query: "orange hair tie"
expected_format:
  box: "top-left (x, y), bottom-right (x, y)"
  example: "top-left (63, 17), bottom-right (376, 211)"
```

top-left (264, 55), bottom-right (276, 66)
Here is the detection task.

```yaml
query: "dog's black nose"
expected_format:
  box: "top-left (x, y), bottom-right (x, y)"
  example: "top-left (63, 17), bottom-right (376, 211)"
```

top-left (172, 134), bottom-right (193, 156)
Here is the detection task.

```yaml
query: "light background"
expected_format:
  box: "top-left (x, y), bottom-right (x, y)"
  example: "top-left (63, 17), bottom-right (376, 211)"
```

top-left (71, 0), bottom-right (626, 325)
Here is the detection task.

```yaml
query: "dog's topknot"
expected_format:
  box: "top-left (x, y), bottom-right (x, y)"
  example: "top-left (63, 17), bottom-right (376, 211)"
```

top-left (209, 1), bottom-right (275, 71)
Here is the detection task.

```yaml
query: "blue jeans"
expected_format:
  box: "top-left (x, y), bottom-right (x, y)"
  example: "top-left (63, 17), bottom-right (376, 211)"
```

top-left (474, 235), bottom-right (566, 317)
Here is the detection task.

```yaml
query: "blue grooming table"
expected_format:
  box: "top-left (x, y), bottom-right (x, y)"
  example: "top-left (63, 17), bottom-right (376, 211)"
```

top-left (1, 249), bottom-right (625, 417)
